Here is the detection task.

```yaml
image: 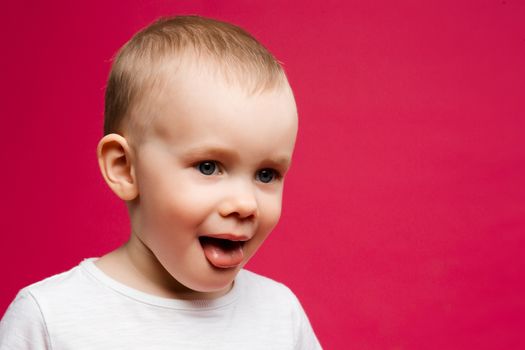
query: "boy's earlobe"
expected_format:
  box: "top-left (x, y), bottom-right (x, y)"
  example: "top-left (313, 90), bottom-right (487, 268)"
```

top-left (97, 134), bottom-right (138, 201)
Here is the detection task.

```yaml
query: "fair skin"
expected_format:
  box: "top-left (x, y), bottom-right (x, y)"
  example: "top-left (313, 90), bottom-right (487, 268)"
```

top-left (96, 60), bottom-right (298, 300)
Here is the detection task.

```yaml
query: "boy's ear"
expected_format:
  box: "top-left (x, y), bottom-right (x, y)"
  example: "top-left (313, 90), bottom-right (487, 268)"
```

top-left (97, 134), bottom-right (138, 201)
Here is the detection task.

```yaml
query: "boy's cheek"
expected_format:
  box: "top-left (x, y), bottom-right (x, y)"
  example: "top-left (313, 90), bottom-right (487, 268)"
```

top-left (257, 201), bottom-right (283, 237)
top-left (263, 191), bottom-right (283, 220)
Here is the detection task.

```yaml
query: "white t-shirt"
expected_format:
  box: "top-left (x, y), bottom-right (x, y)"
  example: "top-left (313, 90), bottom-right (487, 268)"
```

top-left (0, 259), bottom-right (321, 349)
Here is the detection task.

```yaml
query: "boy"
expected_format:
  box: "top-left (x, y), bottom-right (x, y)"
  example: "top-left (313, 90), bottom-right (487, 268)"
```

top-left (0, 16), bottom-right (321, 349)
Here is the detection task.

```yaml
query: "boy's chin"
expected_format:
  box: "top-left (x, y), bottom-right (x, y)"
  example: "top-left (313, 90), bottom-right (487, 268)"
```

top-left (166, 264), bottom-right (241, 299)
top-left (179, 279), bottom-right (235, 299)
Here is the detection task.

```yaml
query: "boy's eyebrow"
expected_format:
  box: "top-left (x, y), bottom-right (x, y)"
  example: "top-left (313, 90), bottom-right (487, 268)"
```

top-left (261, 157), bottom-right (292, 170)
top-left (181, 146), bottom-right (240, 161)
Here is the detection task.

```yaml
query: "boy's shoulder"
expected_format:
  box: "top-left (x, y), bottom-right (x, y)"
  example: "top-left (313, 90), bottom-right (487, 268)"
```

top-left (14, 259), bottom-right (304, 321)
top-left (4, 261), bottom-right (304, 334)
top-left (17, 259), bottom-right (300, 309)
top-left (2, 260), bottom-right (321, 349)
top-left (16, 259), bottom-right (100, 303)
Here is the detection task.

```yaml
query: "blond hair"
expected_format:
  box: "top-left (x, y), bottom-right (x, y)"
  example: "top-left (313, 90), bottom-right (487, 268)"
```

top-left (104, 15), bottom-right (287, 136)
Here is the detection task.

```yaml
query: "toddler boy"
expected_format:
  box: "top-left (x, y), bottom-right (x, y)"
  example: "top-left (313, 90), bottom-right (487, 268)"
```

top-left (0, 15), bottom-right (321, 349)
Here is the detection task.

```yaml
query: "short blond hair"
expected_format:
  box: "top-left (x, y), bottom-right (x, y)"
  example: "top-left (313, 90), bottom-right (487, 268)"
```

top-left (104, 15), bottom-right (287, 136)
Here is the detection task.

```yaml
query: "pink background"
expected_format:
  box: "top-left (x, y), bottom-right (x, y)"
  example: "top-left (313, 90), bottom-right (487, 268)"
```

top-left (1, 1), bottom-right (524, 349)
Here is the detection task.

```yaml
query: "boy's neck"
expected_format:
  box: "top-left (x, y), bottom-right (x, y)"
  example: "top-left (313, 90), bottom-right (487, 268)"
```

top-left (95, 235), bottom-right (233, 300)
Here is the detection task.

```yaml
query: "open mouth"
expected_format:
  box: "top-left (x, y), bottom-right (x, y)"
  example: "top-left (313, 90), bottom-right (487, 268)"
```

top-left (199, 236), bottom-right (246, 269)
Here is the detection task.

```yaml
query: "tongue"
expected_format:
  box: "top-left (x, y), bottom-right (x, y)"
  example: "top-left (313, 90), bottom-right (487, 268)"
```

top-left (200, 237), bottom-right (244, 268)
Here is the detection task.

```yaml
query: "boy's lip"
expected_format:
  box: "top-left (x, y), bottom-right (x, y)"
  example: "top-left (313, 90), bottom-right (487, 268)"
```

top-left (198, 233), bottom-right (251, 242)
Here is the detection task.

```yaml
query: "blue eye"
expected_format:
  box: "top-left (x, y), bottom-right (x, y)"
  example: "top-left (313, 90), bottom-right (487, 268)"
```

top-left (257, 168), bottom-right (278, 183)
top-left (198, 161), bottom-right (217, 175)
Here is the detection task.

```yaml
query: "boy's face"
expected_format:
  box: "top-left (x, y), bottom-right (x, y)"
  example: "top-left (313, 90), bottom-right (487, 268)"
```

top-left (129, 63), bottom-right (297, 296)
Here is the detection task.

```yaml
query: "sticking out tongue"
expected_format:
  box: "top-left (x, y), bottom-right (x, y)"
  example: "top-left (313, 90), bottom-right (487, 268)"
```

top-left (199, 237), bottom-right (245, 268)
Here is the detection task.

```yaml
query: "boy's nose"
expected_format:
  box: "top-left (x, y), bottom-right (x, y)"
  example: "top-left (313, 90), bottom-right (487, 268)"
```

top-left (218, 181), bottom-right (258, 220)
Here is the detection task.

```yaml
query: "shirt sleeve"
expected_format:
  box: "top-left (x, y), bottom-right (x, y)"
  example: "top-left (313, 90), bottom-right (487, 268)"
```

top-left (0, 290), bottom-right (51, 350)
top-left (291, 294), bottom-right (323, 350)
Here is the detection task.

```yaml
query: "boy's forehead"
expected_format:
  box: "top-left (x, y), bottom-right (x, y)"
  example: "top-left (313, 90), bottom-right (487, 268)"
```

top-left (130, 55), bottom-right (296, 130)
top-left (134, 64), bottom-right (297, 157)
top-left (158, 59), bottom-right (295, 123)
top-left (125, 55), bottom-right (297, 151)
